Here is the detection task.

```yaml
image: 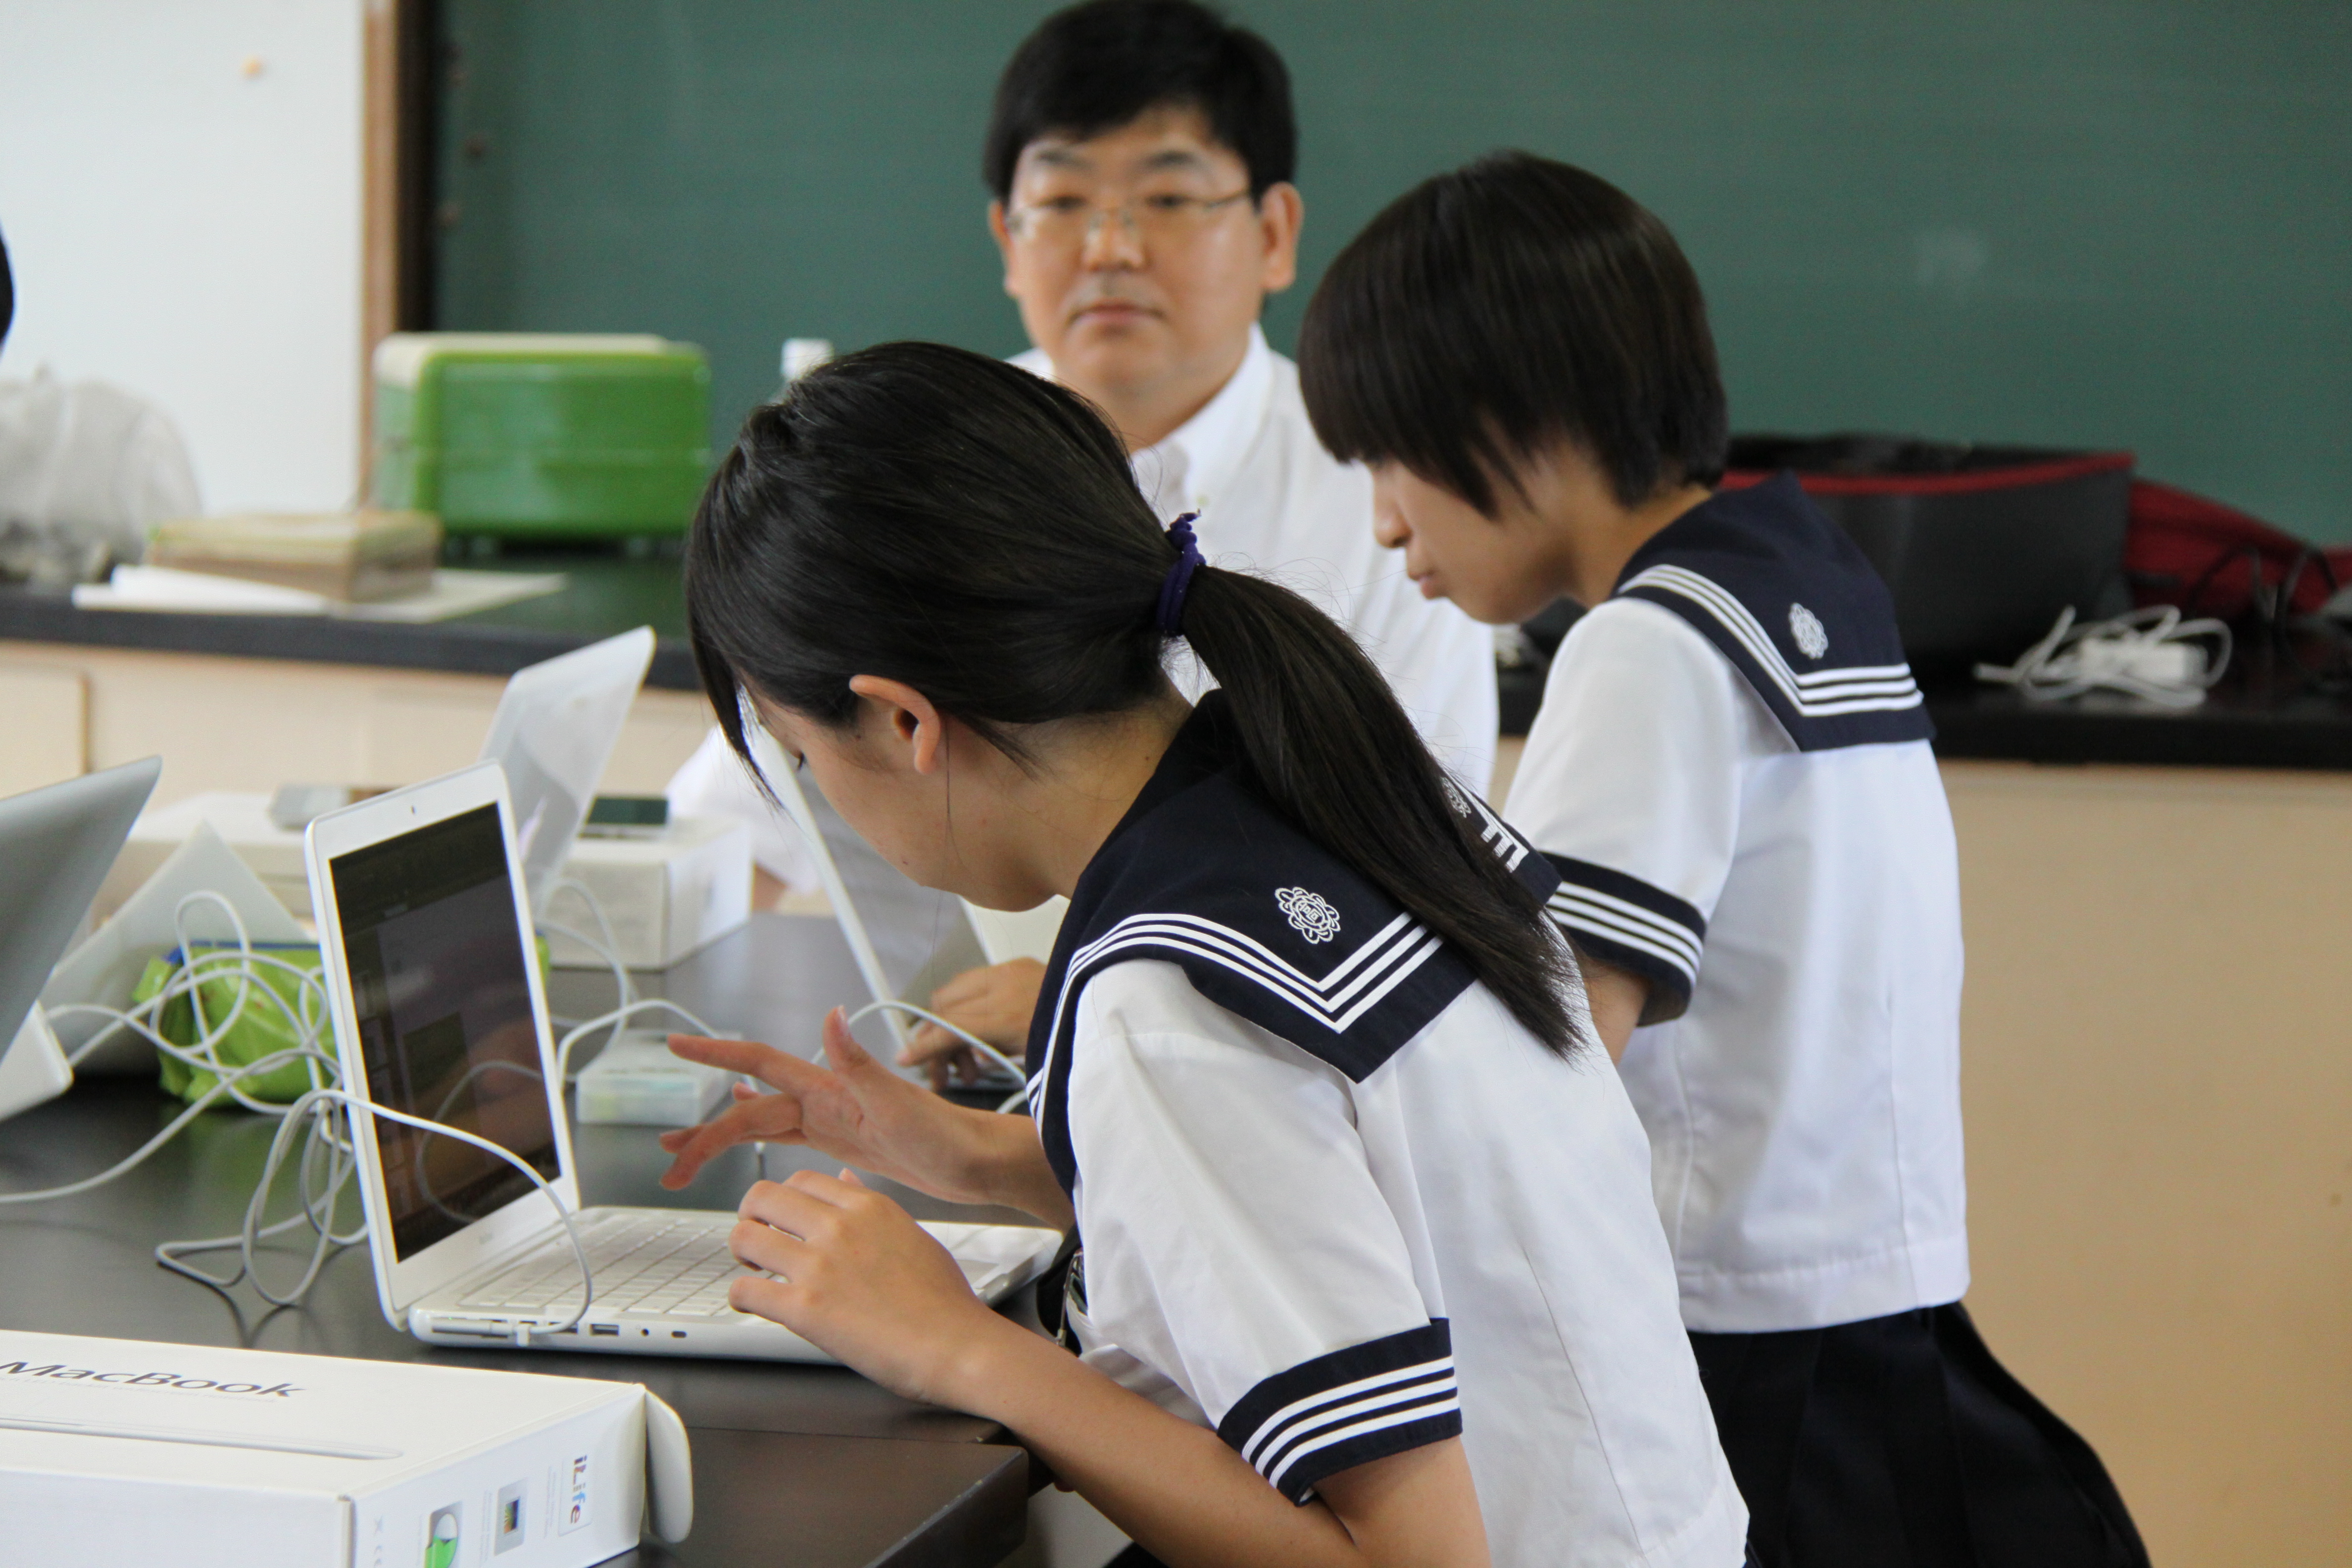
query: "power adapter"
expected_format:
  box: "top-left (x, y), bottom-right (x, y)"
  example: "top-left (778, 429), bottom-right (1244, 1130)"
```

top-left (573, 1029), bottom-right (735, 1127)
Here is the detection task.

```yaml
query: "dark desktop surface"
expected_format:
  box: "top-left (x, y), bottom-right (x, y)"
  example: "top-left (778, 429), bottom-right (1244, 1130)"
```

top-left (1499, 629), bottom-right (2352, 771)
top-left (0, 915), bottom-right (1040, 1568)
top-left (13, 546), bottom-right (2352, 771)
top-left (0, 547), bottom-right (700, 690)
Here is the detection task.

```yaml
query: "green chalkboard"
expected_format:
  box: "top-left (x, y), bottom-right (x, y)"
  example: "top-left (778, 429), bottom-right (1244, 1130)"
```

top-left (435, 1), bottom-right (2352, 540)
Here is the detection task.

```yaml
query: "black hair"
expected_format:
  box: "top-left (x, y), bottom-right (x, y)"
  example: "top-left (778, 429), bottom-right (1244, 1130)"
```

top-left (685, 342), bottom-right (1582, 1058)
top-left (1298, 150), bottom-right (1728, 515)
top-left (982, 0), bottom-right (1296, 202)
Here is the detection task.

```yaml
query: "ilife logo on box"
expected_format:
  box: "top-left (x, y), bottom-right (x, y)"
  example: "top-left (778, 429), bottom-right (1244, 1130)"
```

top-left (562, 1455), bottom-right (591, 1534)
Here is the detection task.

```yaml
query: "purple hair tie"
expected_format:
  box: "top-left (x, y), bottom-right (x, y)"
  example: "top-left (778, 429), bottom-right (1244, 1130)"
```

top-left (1156, 512), bottom-right (1204, 637)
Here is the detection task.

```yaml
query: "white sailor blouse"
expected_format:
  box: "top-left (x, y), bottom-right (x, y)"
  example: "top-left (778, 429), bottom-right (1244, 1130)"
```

top-left (1507, 474), bottom-right (1970, 1334)
top-left (1025, 694), bottom-right (1748, 1568)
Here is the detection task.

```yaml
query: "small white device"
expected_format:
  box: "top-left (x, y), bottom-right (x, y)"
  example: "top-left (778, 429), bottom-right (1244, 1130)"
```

top-left (0, 757), bottom-right (161, 1122)
top-left (574, 1029), bottom-right (735, 1127)
top-left (304, 761), bottom-right (1059, 1360)
top-left (0, 1329), bottom-right (690, 1566)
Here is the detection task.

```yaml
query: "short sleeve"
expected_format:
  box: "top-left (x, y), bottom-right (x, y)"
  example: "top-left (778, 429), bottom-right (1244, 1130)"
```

top-left (1504, 597), bottom-right (1781, 1023)
top-left (1064, 961), bottom-right (1460, 1504)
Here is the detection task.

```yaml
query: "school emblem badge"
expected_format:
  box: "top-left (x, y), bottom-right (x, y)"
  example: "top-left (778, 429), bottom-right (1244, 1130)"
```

top-left (1788, 602), bottom-right (1829, 659)
top-left (1275, 886), bottom-right (1342, 944)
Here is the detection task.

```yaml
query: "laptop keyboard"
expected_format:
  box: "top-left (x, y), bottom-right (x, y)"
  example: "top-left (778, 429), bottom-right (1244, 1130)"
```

top-left (453, 1209), bottom-right (1016, 1320)
top-left (458, 1212), bottom-right (750, 1319)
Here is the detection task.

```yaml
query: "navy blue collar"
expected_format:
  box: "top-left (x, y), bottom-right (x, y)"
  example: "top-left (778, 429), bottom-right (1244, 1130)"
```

top-left (1022, 693), bottom-right (1557, 1195)
top-left (1614, 474), bottom-right (1932, 751)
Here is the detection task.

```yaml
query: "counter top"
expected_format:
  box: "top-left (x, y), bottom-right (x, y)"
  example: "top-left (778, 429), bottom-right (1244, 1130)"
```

top-left (1923, 669), bottom-right (2352, 771)
top-left (13, 553), bottom-right (2352, 771)
top-left (0, 549), bottom-right (700, 689)
top-left (1501, 647), bottom-right (2352, 772)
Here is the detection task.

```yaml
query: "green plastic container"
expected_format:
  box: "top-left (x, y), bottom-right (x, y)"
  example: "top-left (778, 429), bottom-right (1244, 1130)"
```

top-left (371, 333), bottom-right (712, 539)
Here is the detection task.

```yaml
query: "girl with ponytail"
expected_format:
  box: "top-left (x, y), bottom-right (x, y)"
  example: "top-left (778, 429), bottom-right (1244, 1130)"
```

top-left (657, 342), bottom-right (1745, 1568)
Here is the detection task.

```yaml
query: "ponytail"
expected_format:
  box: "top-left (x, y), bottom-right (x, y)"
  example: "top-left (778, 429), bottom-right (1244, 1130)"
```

top-left (1178, 566), bottom-right (1581, 1055)
top-left (686, 341), bottom-right (1583, 1057)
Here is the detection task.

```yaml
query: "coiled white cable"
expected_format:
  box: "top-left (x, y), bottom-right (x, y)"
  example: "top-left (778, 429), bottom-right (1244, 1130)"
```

top-left (159, 1087), bottom-right (595, 1343)
top-left (46, 891), bottom-right (338, 1114)
top-left (7, 901), bottom-right (597, 1340)
top-left (1976, 605), bottom-right (2233, 709)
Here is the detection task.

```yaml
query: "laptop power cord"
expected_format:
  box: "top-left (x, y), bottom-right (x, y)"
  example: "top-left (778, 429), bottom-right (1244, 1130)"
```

top-left (0, 888), bottom-right (728, 1345)
top-left (843, 998), bottom-right (1031, 1115)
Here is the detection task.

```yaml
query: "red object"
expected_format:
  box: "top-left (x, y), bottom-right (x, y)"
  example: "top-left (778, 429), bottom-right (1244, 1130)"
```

top-left (1719, 451), bottom-right (2134, 497)
top-left (2123, 481), bottom-right (2352, 619)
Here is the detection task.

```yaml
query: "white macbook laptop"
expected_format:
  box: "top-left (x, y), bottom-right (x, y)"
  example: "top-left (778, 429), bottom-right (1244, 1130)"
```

top-left (304, 760), bottom-right (1059, 1361)
top-left (747, 726), bottom-right (1062, 1081)
top-left (475, 624), bottom-right (655, 922)
top-left (0, 758), bottom-right (162, 1122)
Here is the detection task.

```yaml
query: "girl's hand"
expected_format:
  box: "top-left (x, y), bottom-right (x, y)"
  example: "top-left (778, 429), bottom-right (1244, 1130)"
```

top-left (726, 1168), bottom-right (1013, 1407)
top-left (900, 958), bottom-right (1045, 1088)
top-left (660, 1009), bottom-right (988, 1204)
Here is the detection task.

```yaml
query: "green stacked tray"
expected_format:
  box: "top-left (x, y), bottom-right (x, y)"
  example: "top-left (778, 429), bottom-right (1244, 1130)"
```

top-left (372, 333), bottom-right (712, 539)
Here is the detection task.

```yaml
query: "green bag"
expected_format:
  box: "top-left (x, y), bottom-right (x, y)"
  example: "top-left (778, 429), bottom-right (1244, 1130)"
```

top-left (136, 942), bottom-right (333, 1108)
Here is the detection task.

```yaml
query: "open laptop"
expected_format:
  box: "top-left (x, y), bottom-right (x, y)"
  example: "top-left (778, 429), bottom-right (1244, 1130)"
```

top-left (0, 758), bottom-right (161, 1122)
top-left (305, 759), bottom-right (1059, 1360)
top-left (475, 626), bottom-right (655, 922)
top-left (747, 725), bottom-right (1062, 1080)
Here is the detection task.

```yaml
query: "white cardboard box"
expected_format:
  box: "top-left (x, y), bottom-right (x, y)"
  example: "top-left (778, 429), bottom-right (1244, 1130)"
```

top-left (100, 793), bottom-right (751, 969)
top-left (540, 816), bottom-right (752, 971)
top-left (0, 1332), bottom-right (688, 1567)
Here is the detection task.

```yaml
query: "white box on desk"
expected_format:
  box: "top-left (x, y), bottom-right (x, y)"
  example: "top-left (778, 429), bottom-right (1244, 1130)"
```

top-left (544, 816), bottom-right (751, 970)
top-left (0, 1330), bottom-right (689, 1568)
top-left (102, 794), bottom-right (751, 969)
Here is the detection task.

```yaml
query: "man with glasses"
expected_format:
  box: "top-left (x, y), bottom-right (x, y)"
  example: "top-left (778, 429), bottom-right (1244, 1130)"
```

top-left (885, 0), bottom-right (1500, 1074)
top-left (983, 0), bottom-right (1494, 789)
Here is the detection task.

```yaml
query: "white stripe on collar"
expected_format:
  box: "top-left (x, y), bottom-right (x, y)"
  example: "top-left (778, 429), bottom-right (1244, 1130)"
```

top-left (1622, 563), bottom-right (1924, 717)
top-left (1026, 906), bottom-right (1447, 1112)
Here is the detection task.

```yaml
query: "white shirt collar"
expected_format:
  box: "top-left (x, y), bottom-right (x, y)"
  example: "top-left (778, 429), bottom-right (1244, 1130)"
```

top-left (1133, 324), bottom-right (1273, 521)
top-left (1009, 329), bottom-right (1275, 523)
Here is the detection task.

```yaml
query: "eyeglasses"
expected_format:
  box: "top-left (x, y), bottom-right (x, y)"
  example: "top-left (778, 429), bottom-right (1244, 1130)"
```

top-left (1006, 188), bottom-right (1254, 250)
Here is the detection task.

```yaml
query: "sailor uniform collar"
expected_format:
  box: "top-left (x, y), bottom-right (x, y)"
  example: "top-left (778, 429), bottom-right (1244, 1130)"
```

top-left (1023, 693), bottom-right (1558, 1196)
top-left (1614, 473), bottom-right (1933, 751)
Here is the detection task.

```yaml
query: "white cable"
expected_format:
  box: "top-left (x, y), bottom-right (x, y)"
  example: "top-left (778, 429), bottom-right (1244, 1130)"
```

top-left (0, 1043), bottom-right (339, 1206)
top-left (9, 910), bottom-right (596, 1341)
top-left (542, 876), bottom-right (634, 1007)
top-left (156, 1088), bottom-right (595, 1344)
top-left (1976, 605), bottom-right (2233, 709)
top-left (554, 997), bottom-right (721, 1084)
top-left (844, 998), bottom-right (1029, 1114)
top-left (156, 1087), bottom-right (360, 1305)
top-left (49, 892), bottom-right (337, 1113)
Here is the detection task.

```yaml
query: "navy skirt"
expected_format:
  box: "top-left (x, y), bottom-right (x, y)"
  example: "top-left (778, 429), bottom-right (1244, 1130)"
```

top-left (1690, 1302), bottom-right (2148, 1568)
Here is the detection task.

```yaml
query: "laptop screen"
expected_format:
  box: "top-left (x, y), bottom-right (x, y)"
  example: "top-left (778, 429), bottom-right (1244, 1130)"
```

top-left (328, 804), bottom-right (560, 1261)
